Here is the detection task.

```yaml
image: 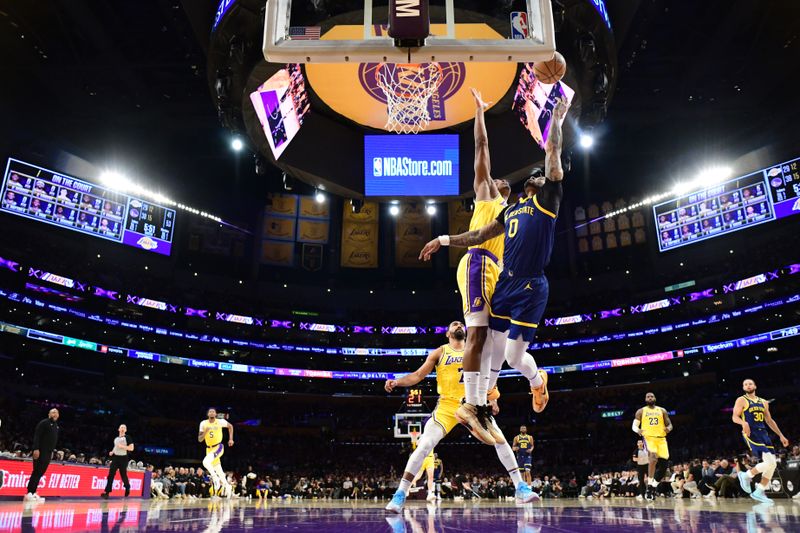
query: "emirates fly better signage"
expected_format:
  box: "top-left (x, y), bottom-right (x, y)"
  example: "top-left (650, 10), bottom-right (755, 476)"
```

top-left (0, 459), bottom-right (149, 498)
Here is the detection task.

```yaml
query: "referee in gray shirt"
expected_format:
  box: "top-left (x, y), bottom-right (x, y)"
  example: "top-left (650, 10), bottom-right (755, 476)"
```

top-left (101, 424), bottom-right (134, 498)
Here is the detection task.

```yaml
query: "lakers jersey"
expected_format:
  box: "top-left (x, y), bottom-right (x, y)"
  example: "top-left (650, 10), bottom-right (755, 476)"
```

top-left (500, 195), bottom-right (557, 277)
top-left (516, 434), bottom-right (533, 451)
top-left (199, 418), bottom-right (229, 447)
top-left (469, 195), bottom-right (506, 262)
top-left (435, 344), bottom-right (465, 401)
top-left (641, 406), bottom-right (666, 438)
top-left (741, 396), bottom-right (767, 431)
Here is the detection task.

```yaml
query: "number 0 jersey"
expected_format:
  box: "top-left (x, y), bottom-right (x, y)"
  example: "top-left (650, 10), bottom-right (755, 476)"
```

top-left (641, 406), bottom-right (667, 438)
top-left (435, 344), bottom-right (465, 402)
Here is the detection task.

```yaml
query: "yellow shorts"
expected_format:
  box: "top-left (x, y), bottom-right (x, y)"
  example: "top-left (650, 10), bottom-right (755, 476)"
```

top-left (420, 453), bottom-right (435, 473)
top-left (456, 249), bottom-right (501, 328)
top-left (431, 397), bottom-right (461, 435)
top-left (205, 443), bottom-right (225, 466)
top-left (643, 436), bottom-right (669, 460)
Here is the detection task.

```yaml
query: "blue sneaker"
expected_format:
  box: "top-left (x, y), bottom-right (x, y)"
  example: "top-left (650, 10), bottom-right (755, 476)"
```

top-left (738, 471), bottom-right (752, 494)
top-left (385, 490), bottom-right (406, 513)
top-left (750, 486), bottom-right (774, 505)
top-left (515, 482), bottom-right (541, 504)
top-left (385, 515), bottom-right (406, 533)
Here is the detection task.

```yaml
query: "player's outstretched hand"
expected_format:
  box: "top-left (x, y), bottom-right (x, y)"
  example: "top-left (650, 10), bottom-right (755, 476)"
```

top-left (470, 88), bottom-right (491, 110)
top-left (553, 96), bottom-right (568, 119)
top-left (384, 379), bottom-right (397, 393)
top-left (419, 238), bottom-right (441, 261)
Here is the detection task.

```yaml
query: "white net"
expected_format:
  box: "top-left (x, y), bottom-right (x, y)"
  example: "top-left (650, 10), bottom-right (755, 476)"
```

top-left (376, 63), bottom-right (443, 134)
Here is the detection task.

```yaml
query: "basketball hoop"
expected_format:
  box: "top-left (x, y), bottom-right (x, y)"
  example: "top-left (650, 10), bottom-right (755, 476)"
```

top-left (376, 63), bottom-right (443, 134)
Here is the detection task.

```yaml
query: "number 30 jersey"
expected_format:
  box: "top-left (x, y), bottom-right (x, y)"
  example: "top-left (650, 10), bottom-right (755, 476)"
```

top-left (741, 396), bottom-right (767, 431)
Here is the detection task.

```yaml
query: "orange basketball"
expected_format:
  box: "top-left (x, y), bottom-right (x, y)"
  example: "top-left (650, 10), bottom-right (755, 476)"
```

top-left (533, 51), bottom-right (567, 85)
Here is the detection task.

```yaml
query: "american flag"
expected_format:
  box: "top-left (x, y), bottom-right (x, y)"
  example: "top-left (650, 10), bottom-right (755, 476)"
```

top-left (289, 26), bottom-right (321, 40)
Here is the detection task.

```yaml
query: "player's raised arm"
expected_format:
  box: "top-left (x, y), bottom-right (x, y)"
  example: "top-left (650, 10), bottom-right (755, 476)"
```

top-left (632, 408), bottom-right (643, 435)
top-left (662, 408), bottom-right (673, 433)
top-left (763, 401), bottom-right (790, 447)
top-left (732, 397), bottom-right (749, 435)
top-left (419, 220), bottom-right (505, 261)
top-left (472, 88), bottom-right (498, 202)
top-left (384, 347), bottom-right (442, 392)
top-left (544, 97), bottom-right (568, 182)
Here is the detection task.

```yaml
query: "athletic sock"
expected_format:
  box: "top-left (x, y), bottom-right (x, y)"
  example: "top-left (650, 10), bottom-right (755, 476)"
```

top-left (477, 374), bottom-right (490, 406)
top-left (495, 441), bottom-right (524, 487)
top-left (398, 478), bottom-right (412, 496)
top-left (464, 372), bottom-right (481, 405)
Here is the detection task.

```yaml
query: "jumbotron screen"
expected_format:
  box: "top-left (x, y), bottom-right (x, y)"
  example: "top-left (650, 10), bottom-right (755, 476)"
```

top-left (653, 155), bottom-right (800, 252)
top-left (1, 158), bottom-right (176, 255)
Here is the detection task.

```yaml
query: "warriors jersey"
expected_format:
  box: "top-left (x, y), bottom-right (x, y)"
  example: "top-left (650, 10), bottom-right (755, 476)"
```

top-left (435, 344), bottom-right (465, 401)
top-left (469, 195), bottom-right (506, 261)
top-left (516, 434), bottom-right (533, 452)
top-left (640, 406), bottom-right (667, 438)
top-left (741, 396), bottom-right (767, 431)
top-left (199, 418), bottom-right (229, 447)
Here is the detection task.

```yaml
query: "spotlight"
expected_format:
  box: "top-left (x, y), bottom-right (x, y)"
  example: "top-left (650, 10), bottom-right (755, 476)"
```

top-left (282, 172), bottom-right (293, 191)
top-left (315, 189), bottom-right (326, 203)
top-left (579, 133), bottom-right (594, 149)
top-left (389, 205), bottom-right (400, 216)
top-left (99, 171), bottom-right (131, 191)
top-left (231, 137), bottom-right (244, 152)
top-left (350, 199), bottom-right (363, 214)
top-left (426, 204), bottom-right (437, 216)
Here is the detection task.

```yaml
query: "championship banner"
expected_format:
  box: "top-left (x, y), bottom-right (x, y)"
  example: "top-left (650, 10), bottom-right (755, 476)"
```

top-left (448, 201), bottom-right (473, 267)
top-left (297, 218), bottom-right (329, 244)
top-left (341, 220), bottom-right (379, 268)
top-left (261, 239), bottom-right (295, 266)
top-left (0, 458), bottom-right (149, 498)
top-left (299, 196), bottom-right (330, 219)
top-left (395, 204), bottom-right (431, 268)
top-left (266, 193), bottom-right (298, 217)
top-left (263, 216), bottom-right (296, 242)
top-left (343, 201), bottom-right (379, 224)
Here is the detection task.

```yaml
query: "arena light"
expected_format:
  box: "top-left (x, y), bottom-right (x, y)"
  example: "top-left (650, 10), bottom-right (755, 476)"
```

top-left (231, 137), bottom-right (244, 152)
top-left (315, 189), bottom-right (326, 203)
top-left (426, 204), bottom-right (437, 216)
top-left (389, 205), bottom-right (400, 217)
top-left (579, 133), bottom-right (594, 149)
top-left (99, 171), bottom-right (132, 191)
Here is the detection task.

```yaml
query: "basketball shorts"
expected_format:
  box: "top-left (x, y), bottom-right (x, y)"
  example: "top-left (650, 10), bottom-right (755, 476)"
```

top-left (489, 274), bottom-right (549, 343)
top-left (420, 453), bottom-right (435, 473)
top-left (744, 429), bottom-right (774, 459)
top-left (205, 443), bottom-right (225, 467)
top-left (456, 248), bottom-right (501, 328)
top-left (517, 452), bottom-right (532, 470)
top-left (642, 436), bottom-right (669, 460)
top-left (431, 397), bottom-right (461, 435)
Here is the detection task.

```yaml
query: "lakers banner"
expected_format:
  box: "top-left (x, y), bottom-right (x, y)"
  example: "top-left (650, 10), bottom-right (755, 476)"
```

top-left (306, 24), bottom-right (517, 130)
top-left (395, 218), bottom-right (431, 268)
top-left (343, 201), bottom-right (379, 224)
top-left (448, 201), bottom-right (474, 267)
top-left (341, 220), bottom-right (379, 268)
top-left (261, 239), bottom-right (295, 266)
top-left (266, 193), bottom-right (298, 217)
top-left (263, 216), bottom-right (296, 241)
top-left (297, 218), bottom-right (330, 244)
top-left (299, 196), bottom-right (330, 219)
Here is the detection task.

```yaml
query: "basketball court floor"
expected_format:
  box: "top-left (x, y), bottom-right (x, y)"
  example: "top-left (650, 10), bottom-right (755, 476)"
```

top-left (1, 498), bottom-right (798, 532)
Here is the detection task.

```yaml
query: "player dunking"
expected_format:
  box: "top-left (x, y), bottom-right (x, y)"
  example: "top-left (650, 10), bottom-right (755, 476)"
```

top-left (632, 392), bottom-right (673, 501)
top-left (384, 321), bottom-right (539, 513)
top-left (733, 379), bottom-right (790, 504)
top-left (198, 408), bottom-right (235, 498)
top-left (512, 425), bottom-right (534, 484)
top-left (420, 97), bottom-right (569, 413)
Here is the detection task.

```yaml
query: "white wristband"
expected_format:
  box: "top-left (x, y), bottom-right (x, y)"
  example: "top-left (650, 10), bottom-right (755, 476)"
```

top-left (438, 235), bottom-right (450, 246)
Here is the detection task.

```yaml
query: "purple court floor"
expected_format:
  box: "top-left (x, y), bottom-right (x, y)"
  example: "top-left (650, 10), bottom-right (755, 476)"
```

top-left (0, 498), bottom-right (798, 532)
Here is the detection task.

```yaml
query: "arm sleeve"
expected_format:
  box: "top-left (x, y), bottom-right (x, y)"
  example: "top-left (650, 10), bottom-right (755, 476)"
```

top-left (537, 180), bottom-right (563, 216)
top-left (494, 205), bottom-right (510, 227)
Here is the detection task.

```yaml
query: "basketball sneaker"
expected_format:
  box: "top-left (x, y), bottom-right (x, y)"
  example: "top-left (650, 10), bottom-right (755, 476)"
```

top-left (750, 485), bottom-right (773, 505)
top-left (531, 369), bottom-right (549, 413)
top-left (515, 482), bottom-right (540, 504)
top-left (483, 412), bottom-right (507, 445)
top-left (385, 490), bottom-right (406, 513)
top-left (455, 402), bottom-right (496, 445)
top-left (737, 471), bottom-right (752, 494)
top-left (426, 491), bottom-right (436, 502)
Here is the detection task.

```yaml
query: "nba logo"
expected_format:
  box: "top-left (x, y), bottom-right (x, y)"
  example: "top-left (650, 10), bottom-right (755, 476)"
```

top-left (510, 12), bottom-right (528, 40)
top-left (373, 157), bottom-right (383, 177)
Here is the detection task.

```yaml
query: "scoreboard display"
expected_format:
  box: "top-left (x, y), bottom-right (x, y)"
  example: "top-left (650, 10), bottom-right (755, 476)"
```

top-left (653, 155), bottom-right (800, 252)
top-left (1, 158), bottom-right (176, 256)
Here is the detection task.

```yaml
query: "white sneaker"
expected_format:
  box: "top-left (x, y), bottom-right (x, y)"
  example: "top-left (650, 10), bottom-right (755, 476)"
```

top-left (793, 491), bottom-right (800, 500)
top-left (426, 491), bottom-right (437, 502)
top-left (635, 495), bottom-right (643, 501)
top-left (34, 494), bottom-right (46, 502)
top-left (23, 493), bottom-right (36, 502)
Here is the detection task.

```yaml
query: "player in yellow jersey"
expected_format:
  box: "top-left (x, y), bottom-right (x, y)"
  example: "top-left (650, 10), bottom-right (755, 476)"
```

top-left (409, 431), bottom-right (437, 501)
top-left (384, 321), bottom-right (539, 513)
top-left (419, 88), bottom-right (511, 446)
top-left (632, 392), bottom-right (672, 501)
top-left (198, 408), bottom-right (235, 498)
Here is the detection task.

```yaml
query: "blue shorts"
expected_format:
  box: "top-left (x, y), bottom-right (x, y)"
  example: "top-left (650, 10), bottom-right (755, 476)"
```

top-left (489, 274), bottom-right (549, 343)
top-left (744, 429), bottom-right (774, 459)
top-left (517, 452), bottom-right (532, 470)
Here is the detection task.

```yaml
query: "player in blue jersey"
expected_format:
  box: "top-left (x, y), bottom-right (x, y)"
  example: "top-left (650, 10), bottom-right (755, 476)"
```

top-left (420, 97), bottom-right (569, 413)
top-left (732, 379), bottom-right (789, 504)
